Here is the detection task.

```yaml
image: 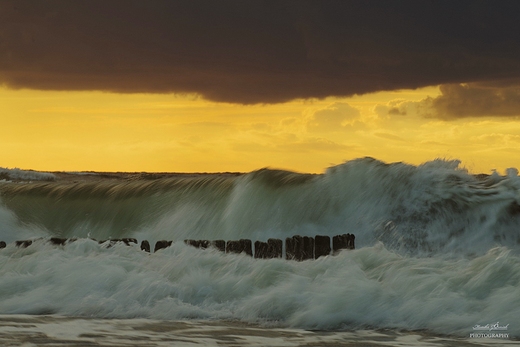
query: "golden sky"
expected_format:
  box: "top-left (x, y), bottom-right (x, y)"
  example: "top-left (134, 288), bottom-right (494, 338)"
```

top-left (2, 85), bottom-right (519, 174)
top-left (2, 2), bottom-right (520, 174)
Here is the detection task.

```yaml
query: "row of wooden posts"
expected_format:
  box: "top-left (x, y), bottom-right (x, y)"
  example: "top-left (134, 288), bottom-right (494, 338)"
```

top-left (0, 233), bottom-right (355, 261)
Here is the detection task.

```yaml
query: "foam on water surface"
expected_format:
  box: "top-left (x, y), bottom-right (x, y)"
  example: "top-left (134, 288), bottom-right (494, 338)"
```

top-left (0, 240), bottom-right (518, 337)
top-left (0, 158), bottom-right (519, 339)
top-left (0, 315), bottom-right (516, 347)
top-left (0, 167), bottom-right (56, 182)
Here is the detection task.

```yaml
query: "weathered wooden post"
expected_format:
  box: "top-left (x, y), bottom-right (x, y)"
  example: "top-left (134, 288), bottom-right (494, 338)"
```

top-left (302, 236), bottom-right (314, 260)
top-left (15, 240), bottom-right (32, 248)
top-left (348, 233), bottom-right (355, 249)
top-left (254, 241), bottom-right (269, 259)
top-left (332, 233), bottom-right (356, 253)
top-left (185, 239), bottom-right (196, 247)
top-left (140, 240), bottom-right (151, 252)
top-left (332, 234), bottom-right (349, 254)
top-left (226, 239), bottom-right (252, 256)
top-left (267, 238), bottom-right (283, 258)
top-left (212, 240), bottom-right (226, 252)
top-left (286, 235), bottom-right (301, 260)
top-left (286, 235), bottom-right (314, 261)
top-left (49, 237), bottom-right (68, 245)
top-left (154, 240), bottom-right (173, 252)
top-left (254, 239), bottom-right (282, 259)
top-left (185, 240), bottom-right (211, 249)
top-left (314, 235), bottom-right (331, 259)
top-left (198, 240), bottom-right (210, 249)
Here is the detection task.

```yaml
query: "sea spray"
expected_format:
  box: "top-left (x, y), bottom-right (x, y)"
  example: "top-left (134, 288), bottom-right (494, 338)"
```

top-left (0, 158), bottom-right (519, 337)
top-left (1, 158), bottom-right (518, 255)
top-left (0, 240), bottom-right (518, 336)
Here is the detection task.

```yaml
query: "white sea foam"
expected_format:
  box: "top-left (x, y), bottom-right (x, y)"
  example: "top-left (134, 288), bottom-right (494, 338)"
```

top-left (0, 167), bottom-right (55, 182)
top-left (0, 240), bottom-right (518, 337)
top-left (1, 158), bottom-right (519, 255)
top-left (0, 158), bottom-right (519, 338)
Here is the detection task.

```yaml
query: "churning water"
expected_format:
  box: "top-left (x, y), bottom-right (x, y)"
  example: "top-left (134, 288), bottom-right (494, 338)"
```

top-left (0, 158), bottom-right (519, 337)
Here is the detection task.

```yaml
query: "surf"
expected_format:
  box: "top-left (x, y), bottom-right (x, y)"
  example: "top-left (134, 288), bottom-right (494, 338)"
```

top-left (1, 158), bottom-right (519, 256)
top-left (1, 158), bottom-right (519, 337)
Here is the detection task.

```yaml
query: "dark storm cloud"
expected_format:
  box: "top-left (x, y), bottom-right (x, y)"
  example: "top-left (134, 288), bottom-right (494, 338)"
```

top-left (1, 0), bottom-right (520, 104)
top-left (430, 83), bottom-right (520, 119)
top-left (378, 82), bottom-right (520, 120)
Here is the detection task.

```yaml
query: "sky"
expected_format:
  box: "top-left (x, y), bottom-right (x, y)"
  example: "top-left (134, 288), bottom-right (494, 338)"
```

top-left (1, 0), bottom-right (520, 174)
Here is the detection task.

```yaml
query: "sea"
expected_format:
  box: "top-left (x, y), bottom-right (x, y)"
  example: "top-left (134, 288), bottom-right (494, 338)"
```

top-left (0, 157), bottom-right (518, 346)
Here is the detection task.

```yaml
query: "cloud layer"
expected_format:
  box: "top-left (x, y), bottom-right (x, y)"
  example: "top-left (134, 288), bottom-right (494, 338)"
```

top-left (376, 83), bottom-right (520, 120)
top-left (2, 1), bottom-right (520, 104)
top-left (430, 83), bottom-right (520, 119)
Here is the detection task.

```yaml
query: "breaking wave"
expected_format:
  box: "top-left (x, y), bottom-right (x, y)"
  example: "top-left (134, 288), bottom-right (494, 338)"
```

top-left (0, 158), bottom-right (519, 337)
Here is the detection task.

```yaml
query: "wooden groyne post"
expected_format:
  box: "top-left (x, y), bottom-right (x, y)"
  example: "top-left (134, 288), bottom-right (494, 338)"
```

top-left (2, 233), bottom-right (355, 260)
top-left (226, 239), bottom-right (253, 256)
top-left (254, 238), bottom-right (283, 259)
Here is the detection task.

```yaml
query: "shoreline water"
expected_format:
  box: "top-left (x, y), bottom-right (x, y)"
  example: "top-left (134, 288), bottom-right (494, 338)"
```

top-left (0, 315), bottom-right (516, 347)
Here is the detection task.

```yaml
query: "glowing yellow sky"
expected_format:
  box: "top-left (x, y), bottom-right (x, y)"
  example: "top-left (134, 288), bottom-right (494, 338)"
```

top-left (1, 86), bottom-right (519, 174)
